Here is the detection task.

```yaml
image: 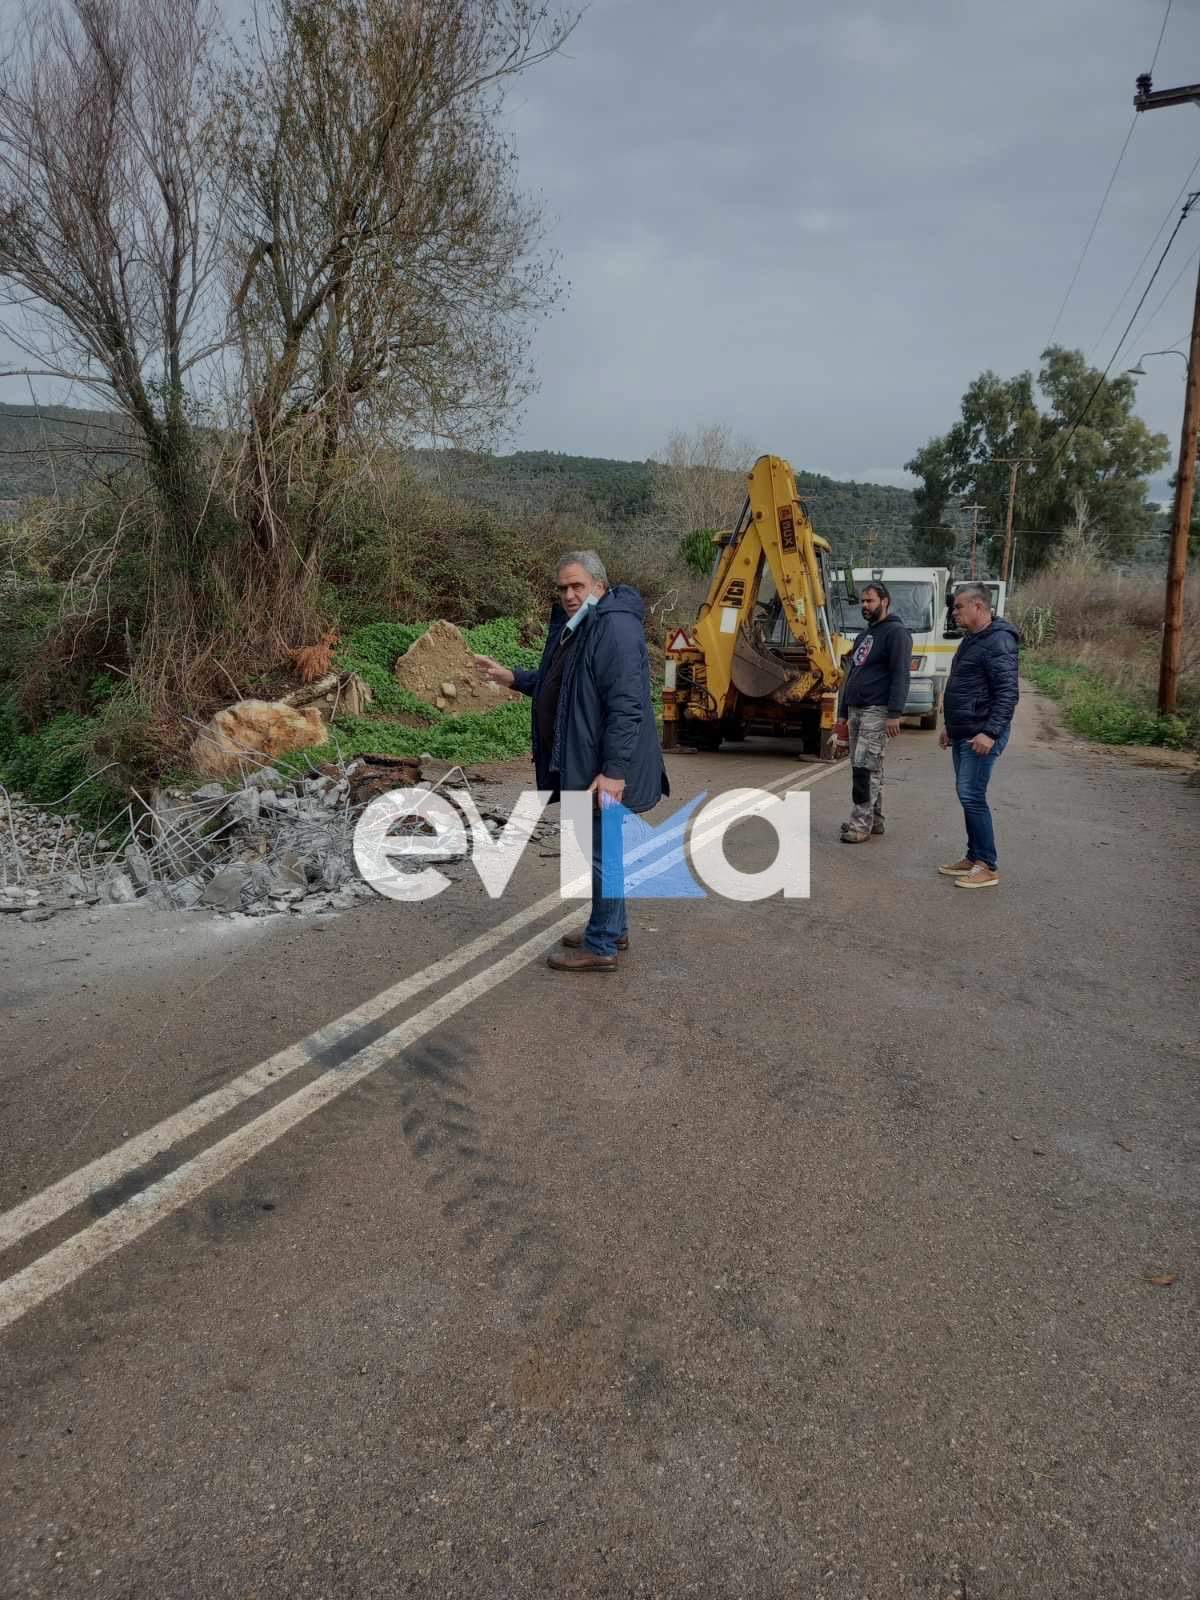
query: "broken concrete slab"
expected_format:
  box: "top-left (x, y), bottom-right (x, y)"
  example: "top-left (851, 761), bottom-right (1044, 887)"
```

top-left (201, 867), bottom-right (248, 910)
top-left (103, 870), bottom-right (138, 905)
top-left (243, 767), bottom-right (285, 791)
top-left (229, 787), bottom-right (261, 826)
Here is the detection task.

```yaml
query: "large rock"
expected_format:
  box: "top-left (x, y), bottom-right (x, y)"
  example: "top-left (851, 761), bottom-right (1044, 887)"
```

top-left (189, 700), bottom-right (326, 779)
top-left (393, 620), bottom-right (520, 716)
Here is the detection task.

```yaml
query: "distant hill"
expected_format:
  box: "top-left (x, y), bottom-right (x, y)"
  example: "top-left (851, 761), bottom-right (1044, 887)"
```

top-left (0, 409), bottom-right (916, 560)
top-left (407, 448), bottom-right (915, 560)
top-left (0, 400), bottom-right (136, 513)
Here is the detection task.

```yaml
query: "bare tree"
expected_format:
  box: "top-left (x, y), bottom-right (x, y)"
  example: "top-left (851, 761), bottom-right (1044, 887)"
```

top-left (652, 422), bottom-right (755, 542)
top-left (1051, 490), bottom-right (1107, 576)
top-left (0, 0), bottom-right (230, 516)
top-left (221, 0), bottom-right (575, 559)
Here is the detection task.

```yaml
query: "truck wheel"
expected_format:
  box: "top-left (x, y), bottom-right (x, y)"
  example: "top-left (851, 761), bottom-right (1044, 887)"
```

top-left (919, 711), bottom-right (938, 731)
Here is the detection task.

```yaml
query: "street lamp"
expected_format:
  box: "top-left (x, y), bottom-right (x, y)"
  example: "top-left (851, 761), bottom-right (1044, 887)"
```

top-left (1126, 349), bottom-right (1188, 375)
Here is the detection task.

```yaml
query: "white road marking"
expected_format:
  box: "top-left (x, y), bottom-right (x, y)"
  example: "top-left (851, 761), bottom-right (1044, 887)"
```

top-left (0, 762), bottom-right (825, 1258)
top-left (0, 890), bottom-right (573, 1257)
top-left (0, 759), bottom-right (844, 1330)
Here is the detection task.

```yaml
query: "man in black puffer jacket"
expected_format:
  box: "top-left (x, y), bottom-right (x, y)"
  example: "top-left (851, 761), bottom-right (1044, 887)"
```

top-left (937, 584), bottom-right (1020, 890)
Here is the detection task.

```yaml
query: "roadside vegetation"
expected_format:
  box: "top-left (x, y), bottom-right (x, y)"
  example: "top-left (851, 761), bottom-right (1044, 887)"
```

top-left (1010, 547), bottom-right (1200, 749)
top-left (0, 3), bottom-right (1192, 808)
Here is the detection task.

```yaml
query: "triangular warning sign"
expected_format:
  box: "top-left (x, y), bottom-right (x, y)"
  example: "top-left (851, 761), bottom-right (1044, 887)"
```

top-left (666, 628), bottom-right (693, 653)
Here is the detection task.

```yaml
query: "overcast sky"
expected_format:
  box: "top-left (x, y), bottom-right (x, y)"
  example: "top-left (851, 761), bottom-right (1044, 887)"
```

top-left (501, 0), bottom-right (1200, 492)
top-left (3, 0), bottom-right (1199, 496)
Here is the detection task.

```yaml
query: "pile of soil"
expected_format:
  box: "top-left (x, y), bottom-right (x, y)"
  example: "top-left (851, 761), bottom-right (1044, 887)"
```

top-left (394, 620), bottom-right (522, 716)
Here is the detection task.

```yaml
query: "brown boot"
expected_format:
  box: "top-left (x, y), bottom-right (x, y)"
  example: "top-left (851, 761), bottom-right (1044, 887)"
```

top-left (547, 947), bottom-right (619, 972)
top-left (562, 929), bottom-right (629, 951)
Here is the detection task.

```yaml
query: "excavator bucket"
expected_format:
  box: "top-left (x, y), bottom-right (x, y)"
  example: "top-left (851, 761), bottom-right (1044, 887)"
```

top-left (730, 624), bottom-right (800, 701)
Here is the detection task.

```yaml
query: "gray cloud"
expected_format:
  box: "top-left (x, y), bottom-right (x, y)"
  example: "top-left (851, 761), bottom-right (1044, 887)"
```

top-left (2, 0), bottom-right (1196, 498)
top-left (505, 0), bottom-right (1200, 488)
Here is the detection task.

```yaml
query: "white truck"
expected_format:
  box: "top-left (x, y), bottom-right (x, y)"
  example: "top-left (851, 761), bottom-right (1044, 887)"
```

top-left (829, 568), bottom-right (1007, 731)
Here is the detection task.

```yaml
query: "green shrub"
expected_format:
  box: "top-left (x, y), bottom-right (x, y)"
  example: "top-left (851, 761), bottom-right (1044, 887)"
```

top-left (0, 699), bottom-right (127, 816)
top-left (464, 617), bottom-right (544, 671)
top-left (1025, 659), bottom-right (1194, 749)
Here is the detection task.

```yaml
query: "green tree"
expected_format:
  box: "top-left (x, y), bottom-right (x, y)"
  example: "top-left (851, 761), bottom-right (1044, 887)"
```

top-left (678, 528), bottom-right (719, 578)
top-left (906, 435), bottom-right (957, 565)
top-left (906, 347), bottom-right (1169, 571)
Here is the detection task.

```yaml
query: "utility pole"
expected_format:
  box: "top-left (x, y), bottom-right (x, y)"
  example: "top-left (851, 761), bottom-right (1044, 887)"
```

top-left (960, 504), bottom-right (985, 579)
top-left (1135, 73), bottom-right (1200, 715)
top-left (990, 456), bottom-right (1036, 584)
top-left (862, 526), bottom-right (878, 565)
top-left (1158, 255), bottom-right (1200, 715)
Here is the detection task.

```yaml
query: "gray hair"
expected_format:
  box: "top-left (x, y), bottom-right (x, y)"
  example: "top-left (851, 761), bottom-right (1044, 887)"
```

top-left (955, 583), bottom-right (992, 608)
top-left (557, 549), bottom-right (608, 585)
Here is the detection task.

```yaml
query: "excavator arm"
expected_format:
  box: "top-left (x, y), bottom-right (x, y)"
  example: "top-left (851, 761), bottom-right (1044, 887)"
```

top-left (691, 455), bottom-right (844, 708)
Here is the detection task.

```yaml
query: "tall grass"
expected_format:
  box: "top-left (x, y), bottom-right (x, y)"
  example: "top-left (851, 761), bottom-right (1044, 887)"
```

top-left (1010, 568), bottom-right (1199, 749)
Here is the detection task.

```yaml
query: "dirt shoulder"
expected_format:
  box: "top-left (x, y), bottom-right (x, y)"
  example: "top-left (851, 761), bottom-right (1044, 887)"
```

top-left (1022, 676), bottom-right (1199, 773)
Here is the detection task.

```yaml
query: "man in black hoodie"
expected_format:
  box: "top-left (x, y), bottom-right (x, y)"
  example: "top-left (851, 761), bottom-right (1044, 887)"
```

top-left (833, 582), bottom-right (912, 843)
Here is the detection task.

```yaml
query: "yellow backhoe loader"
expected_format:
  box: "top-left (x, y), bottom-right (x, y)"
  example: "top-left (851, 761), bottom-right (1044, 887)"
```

top-left (662, 454), bottom-right (850, 759)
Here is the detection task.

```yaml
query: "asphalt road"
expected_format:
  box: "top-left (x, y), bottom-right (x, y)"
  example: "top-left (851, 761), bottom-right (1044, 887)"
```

top-left (1, 693), bottom-right (1197, 1599)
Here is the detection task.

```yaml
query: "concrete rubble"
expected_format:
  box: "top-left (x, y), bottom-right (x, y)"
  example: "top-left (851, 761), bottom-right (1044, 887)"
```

top-left (1, 753), bottom-right (558, 927)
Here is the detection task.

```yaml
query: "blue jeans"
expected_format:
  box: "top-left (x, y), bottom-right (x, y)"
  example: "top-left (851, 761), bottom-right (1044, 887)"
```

top-left (585, 800), bottom-right (628, 956)
top-left (951, 729), bottom-right (1009, 869)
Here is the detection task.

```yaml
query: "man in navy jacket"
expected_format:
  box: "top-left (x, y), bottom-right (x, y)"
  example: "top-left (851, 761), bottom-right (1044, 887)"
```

top-left (474, 550), bottom-right (668, 970)
top-left (937, 584), bottom-right (1020, 890)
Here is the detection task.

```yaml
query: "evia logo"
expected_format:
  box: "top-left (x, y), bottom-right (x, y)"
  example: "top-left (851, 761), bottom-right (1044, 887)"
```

top-left (354, 787), bottom-right (811, 904)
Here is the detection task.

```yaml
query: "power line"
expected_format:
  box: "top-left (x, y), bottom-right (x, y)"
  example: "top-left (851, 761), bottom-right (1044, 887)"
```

top-left (1126, 239), bottom-right (1200, 348)
top-left (1045, 0), bottom-right (1174, 345)
top-left (1047, 114), bottom-right (1139, 344)
top-left (1150, 0), bottom-right (1174, 74)
top-left (1087, 149), bottom-right (1200, 358)
top-left (1051, 192), bottom-right (1199, 469)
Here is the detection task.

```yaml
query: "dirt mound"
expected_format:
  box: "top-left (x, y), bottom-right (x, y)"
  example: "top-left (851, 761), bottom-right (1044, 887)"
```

top-left (394, 620), bottom-right (522, 715)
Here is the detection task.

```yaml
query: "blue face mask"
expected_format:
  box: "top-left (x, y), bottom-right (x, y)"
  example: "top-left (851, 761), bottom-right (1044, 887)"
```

top-left (563, 590), bottom-right (601, 634)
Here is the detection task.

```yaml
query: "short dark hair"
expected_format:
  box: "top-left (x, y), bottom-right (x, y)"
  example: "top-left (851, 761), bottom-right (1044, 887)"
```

top-left (954, 583), bottom-right (991, 607)
top-left (862, 581), bottom-right (890, 601)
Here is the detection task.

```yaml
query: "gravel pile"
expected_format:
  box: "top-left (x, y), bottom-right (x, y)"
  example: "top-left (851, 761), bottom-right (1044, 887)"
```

top-left (0, 789), bottom-right (124, 922)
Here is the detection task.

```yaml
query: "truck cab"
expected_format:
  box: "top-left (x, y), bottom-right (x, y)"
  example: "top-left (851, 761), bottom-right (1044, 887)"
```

top-left (829, 569), bottom-right (1009, 730)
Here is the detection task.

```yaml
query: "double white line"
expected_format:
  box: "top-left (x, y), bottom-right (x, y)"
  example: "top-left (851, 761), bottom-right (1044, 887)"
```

top-left (0, 760), bottom-right (842, 1333)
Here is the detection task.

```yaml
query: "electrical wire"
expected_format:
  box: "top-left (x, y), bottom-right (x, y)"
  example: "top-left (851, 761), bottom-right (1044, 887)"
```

top-left (1047, 116), bottom-right (1139, 345)
top-left (1125, 240), bottom-right (1200, 350)
top-left (1050, 192), bottom-right (1198, 469)
top-left (1087, 150), bottom-right (1200, 358)
top-left (1045, 0), bottom-right (1175, 346)
top-left (1150, 0), bottom-right (1174, 74)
